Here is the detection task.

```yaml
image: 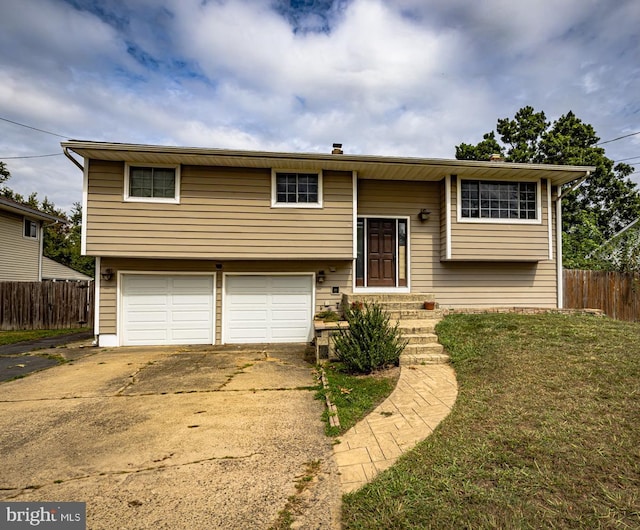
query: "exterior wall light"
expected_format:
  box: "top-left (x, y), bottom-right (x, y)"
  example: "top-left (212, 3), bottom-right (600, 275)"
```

top-left (100, 268), bottom-right (114, 281)
top-left (418, 209), bottom-right (431, 222)
top-left (317, 270), bottom-right (326, 284)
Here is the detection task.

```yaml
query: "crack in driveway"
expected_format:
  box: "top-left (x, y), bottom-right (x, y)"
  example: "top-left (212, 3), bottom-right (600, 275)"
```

top-left (0, 344), bottom-right (341, 528)
top-left (1, 452), bottom-right (266, 499)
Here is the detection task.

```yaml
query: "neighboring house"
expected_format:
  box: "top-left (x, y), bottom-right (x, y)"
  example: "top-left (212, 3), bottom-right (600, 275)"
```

top-left (0, 196), bottom-right (63, 281)
top-left (62, 140), bottom-right (595, 347)
top-left (42, 256), bottom-right (92, 282)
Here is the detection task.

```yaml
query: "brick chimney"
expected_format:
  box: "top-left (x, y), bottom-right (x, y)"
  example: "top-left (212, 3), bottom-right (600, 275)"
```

top-left (489, 153), bottom-right (504, 162)
top-left (332, 143), bottom-right (343, 155)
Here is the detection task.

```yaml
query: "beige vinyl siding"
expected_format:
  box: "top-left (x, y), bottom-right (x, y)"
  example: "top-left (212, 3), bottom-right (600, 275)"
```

top-left (440, 178), bottom-right (448, 261)
top-left (447, 177), bottom-right (551, 261)
top-left (98, 258), bottom-right (351, 339)
top-left (42, 256), bottom-right (92, 281)
top-left (86, 161), bottom-right (353, 259)
top-left (358, 180), bottom-right (440, 290)
top-left (433, 179), bottom-right (558, 307)
top-left (433, 261), bottom-right (557, 307)
top-left (357, 179), bottom-right (558, 308)
top-left (0, 211), bottom-right (41, 281)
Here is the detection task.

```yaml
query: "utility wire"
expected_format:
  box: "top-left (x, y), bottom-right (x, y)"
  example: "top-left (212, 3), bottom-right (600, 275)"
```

top-left (597, 131), bottom-right (640, 146)
top-left (614, 155), bottom-right (640, 163)
top-left (0, 116), bottom-right (70, 139)
top-left (2, 153), bottom-right (63, 159)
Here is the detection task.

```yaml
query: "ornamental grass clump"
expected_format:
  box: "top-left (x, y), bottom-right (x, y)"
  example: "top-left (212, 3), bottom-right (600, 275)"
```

top-left (334, 302), bottom-right (407, 374)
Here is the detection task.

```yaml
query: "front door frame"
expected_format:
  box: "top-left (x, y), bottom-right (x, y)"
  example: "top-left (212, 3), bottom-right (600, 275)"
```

top-left (354, 215), bottom-right (411, 292)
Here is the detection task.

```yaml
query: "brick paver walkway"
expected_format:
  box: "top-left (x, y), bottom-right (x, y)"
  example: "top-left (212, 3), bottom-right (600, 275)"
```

top-left (333, 364), bottom-right (458, 493)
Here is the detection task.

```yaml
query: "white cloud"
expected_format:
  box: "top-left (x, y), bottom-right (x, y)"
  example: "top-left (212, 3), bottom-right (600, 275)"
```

top-left (0, 0), bottom-right (639, 211)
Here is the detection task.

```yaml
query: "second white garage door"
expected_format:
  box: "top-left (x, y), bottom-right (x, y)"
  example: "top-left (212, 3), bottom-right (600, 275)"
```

top-left (121, 274), bottom-right (215, 346)
top-left (224, 275), bottom-right (313, 343)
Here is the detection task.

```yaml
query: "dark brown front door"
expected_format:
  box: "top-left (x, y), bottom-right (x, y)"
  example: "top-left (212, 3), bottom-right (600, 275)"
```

top-left (367, 219), bottom-right (395, 286)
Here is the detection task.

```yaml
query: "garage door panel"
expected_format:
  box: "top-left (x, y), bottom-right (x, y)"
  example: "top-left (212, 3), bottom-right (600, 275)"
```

top-left (171, 329), bottom-right (211, 340)
top-left (171, 311), bottom-right (211, 322)
top-left (271, 310), bottom-right (308, 321)
top-left (122, 275), bottom-right (214, 346)
top-left (126, 311), bottom-right (167, 324)
top-left (224, 275), bottom-right (312, 344)
top-left (172, 294), bottom-right (210, 305)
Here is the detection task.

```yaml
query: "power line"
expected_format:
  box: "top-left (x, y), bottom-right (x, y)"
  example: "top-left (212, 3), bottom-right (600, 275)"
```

top-left (614, 155), bottom-right (640, 163)
top-left (597, 131), bottom-right (640, 146)
top-left (0, 116), bottom-right (70, 139)
top-left (2, 153), bottom-right (63, 159)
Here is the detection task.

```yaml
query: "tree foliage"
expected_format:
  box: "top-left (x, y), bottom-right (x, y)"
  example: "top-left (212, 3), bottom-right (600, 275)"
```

top-left (0, 162), bottom-right (94, 277)
top-left (456, 106), bottom-right (640, 269)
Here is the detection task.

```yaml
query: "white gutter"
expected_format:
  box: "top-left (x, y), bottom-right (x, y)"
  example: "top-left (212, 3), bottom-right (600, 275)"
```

top-left (556, 195), bottom-right (563, 308)
top-left (445, 175), bottom-right (452, 259)
top-left (556, 171), bottom-right (591, 308)
top-left (94, 256), bottom-right (100, 344)
top-left (38, 222), bottom-right (44, 281)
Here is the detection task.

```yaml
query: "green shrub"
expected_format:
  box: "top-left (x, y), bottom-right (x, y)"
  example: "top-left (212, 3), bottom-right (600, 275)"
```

top-left (334, 302), bottom-right (407, 374)
top-left (314, 309), bottom-right (340, 322)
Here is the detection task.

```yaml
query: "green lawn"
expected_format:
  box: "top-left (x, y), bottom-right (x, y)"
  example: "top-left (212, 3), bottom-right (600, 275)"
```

top-left (342, 313), bottom-right (640, 529)
top-left (0, 328), bottom-right (90, 346)
top-left (319, 362), bottom-right (399, 437)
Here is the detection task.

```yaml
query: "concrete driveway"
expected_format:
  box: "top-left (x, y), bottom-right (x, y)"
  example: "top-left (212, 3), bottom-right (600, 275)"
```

top-left (0, 344), bottom-right (341, 529)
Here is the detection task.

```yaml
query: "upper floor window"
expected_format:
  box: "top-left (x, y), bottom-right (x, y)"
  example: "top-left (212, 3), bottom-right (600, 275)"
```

top-left (459, 180), bottom-right (539, 222)
top-left (271, 171), bottom-right (322, 208)
top-left (23, 218), bottom-right (38, 240)
top-left (125, 164), bottom-right (180, 203)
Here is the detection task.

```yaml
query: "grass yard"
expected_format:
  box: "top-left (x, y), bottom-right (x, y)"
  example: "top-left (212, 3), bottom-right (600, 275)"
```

top-left (342, 313), bottom-right (640, 529)
top-left (0, 328), bottom-right (90, 346)
top-left (319, 362), bottom-right (399, 437)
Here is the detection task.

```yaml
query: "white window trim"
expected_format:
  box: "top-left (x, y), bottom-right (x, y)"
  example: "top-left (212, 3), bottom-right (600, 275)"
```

top-left (353, 215), bottom-right (411, 293)
top-left (456, 177), bottom-right (542, 225)
top-left (124, 163), bottom-right (181, 204)
top-left (271, 169), bottom-right (323, 208)
top-left (23, 218), bottom-right (39, 240)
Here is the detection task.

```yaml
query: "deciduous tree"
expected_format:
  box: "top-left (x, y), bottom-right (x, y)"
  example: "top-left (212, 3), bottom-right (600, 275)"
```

top-left (455, 107), bottom-right (640, 268)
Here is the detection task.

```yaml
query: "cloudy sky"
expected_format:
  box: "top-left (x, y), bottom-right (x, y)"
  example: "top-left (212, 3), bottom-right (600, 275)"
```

top-left (0, 0), bottom-right (639, 212)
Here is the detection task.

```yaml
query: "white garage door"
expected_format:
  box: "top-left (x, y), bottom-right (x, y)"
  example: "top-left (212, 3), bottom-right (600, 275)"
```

top-left (122, 275), bottom-right (214, 346)
top-left (224, 275), bottom-right (313, 343)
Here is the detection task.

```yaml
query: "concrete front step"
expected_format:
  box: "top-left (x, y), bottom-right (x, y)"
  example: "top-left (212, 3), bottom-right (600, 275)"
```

top-left (400, 352), bottom-right (451, 365)
top-left (388, 309), bottom-right (441, 320)
top-left (403, 342), bottom-right (444, 355)
top-left (343, 293), bottom-right (436, 304)
top-left (403, 332), bottom-right (440, 345)
top-left (397, 319), bottom-right (440, 334)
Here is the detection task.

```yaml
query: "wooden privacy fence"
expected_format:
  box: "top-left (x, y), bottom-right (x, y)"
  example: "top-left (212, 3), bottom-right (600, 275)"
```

top-left (0, 281), bottom-right (94, 331)
top-left (564, 269), bottom-right (640, 322)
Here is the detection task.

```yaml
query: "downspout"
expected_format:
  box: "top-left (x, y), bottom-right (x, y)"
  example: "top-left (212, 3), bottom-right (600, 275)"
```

top-left (64, 147), bottom-right (84, 172)
top-left (38, 222), bottom-right (44, 281)
top-left (63, 146), bottom-right (96, 342)
top-left (556, 171), bottom-right (591, 308)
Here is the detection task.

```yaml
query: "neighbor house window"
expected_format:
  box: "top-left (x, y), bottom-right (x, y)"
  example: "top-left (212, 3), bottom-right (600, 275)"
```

top-left (125, 164), bottom-right (180, 203)
top-left (23, 218), bottom-right (38, 240)
top-left (272, 171), bottom-right (322, 208)
top-left (460, 180), bottom-right (538, 221)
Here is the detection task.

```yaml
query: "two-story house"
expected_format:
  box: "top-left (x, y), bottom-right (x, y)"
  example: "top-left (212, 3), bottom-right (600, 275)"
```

top-left (0, 196), bottom-right (64, 282)
top-left (62, 140), bottom-right (594, 347)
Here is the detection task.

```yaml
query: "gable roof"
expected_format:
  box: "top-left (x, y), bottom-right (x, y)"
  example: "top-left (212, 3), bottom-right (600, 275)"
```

top-left (41, 257), bottom-right (92, 281)
top-left (0, 196), bottom-right (65, 223)
top-left (62, 140), bottom-right (595, 187)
